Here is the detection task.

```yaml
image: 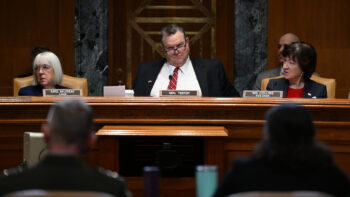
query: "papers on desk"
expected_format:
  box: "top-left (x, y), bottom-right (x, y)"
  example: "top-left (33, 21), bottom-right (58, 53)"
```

top-left (103, 86), bottom-right (134, 97)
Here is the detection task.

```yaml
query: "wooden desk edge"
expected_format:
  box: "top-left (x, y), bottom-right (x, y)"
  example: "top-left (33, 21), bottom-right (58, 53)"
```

top-left (96, 125), bottom-right (229, 137)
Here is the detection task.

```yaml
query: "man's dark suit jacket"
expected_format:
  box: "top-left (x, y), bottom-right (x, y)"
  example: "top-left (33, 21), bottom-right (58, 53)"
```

top-left (19, 85), bottom-right (69, 96)
top-left (132, 58), bottom-right (239, 97)
top-left (0, 154), bottom-right (131, 197)
top-left (266, 78), bottom-right (327, 98)
top-left (213, 157), bottom-right (350, 197)
top-left (253, 67), bottom-right (281, 90)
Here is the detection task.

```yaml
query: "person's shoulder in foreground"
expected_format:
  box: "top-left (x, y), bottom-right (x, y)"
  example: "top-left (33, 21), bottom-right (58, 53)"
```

top-left (0, 99), bottom-right (131, 197)
top-left (214, 103), bottom-right (349, 197)
top-left (0, 154), bottom-right (131, 197)
top-left (213, 156), bottom-right (350, 197)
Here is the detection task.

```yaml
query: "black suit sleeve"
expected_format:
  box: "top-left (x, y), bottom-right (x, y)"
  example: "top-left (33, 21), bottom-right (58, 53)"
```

top-left (213, 158), bottom-right (248, 197)
top-left (18, 88), bottom-right (24, 96)
top-left (132, 62), bottom-right (152, 96)
top-left (214, 60), bottom-right (239, 97)
top-left (132, 59), bottom-right (165, 96)
top-left (266, 78), bottom-right (285, 92)
top-left (132, 63), bottom-right (143, 96)
top-left (321, 85), bottom-right (327, 98)
top-left (266, 80), bottom-right (273, 91)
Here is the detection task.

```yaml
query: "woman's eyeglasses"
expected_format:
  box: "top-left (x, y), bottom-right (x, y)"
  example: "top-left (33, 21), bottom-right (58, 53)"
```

top-left (34, 65), bottom-right (52, 72)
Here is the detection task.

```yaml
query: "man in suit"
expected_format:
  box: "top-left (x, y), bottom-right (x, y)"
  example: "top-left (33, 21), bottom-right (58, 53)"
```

top-left (0, 99), bottom-right (131, 197)
top-left (253, 33), bottom-right (300, 90)
top-left (133, 23), bottom-right (238, 97)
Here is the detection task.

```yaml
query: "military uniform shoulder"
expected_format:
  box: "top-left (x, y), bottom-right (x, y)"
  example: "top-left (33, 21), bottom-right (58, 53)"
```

top-left (97, 167), bottom-right (122, 180)
top-left (1, 164), bottom-right (28, 177)
top-left (95, 167), bottom-right (132, 197)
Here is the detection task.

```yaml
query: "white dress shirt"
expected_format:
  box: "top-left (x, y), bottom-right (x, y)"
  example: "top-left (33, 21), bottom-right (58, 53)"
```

top-left (150, 57), bottom-right (202, 97)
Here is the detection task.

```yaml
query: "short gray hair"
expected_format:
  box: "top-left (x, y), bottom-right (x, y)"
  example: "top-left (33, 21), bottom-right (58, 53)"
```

top-left (46, 99), bottom-right (94, 149)
top-left (161, 23), bottom-right (187, 45)
top-left (32, 51), bottom-right (63, 85)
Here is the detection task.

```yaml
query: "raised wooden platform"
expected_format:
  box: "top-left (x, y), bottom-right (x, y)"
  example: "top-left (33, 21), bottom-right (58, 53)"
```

top-left (0, 97), bottom-right (350, 197)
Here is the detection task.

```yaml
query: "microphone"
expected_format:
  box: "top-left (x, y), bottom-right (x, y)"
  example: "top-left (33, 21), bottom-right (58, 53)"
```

top-left (169, 75), bottom-right (173, 81)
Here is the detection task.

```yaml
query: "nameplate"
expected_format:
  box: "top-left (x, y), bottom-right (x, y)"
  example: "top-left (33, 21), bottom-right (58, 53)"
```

top-left (160, 90), bottom-right (199, 97)
top-left (243, 90), bottom-right (283, 98)
top-left (43, 89), bottom-right (82, 97)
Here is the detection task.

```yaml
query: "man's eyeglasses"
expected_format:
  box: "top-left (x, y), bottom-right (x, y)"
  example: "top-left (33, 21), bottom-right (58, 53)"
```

top-left (164, 42), bottom-right (186, 55)
top-left (34, 65), bottom-right (52, 72)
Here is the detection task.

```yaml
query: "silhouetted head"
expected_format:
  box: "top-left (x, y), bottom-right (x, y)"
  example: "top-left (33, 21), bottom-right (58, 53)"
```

top-left (264, 103), bottom-right (315, 147)
top-left (46, 99), bottom-right (94, 152)
top-left (252, 103), bottom-right (333, 170)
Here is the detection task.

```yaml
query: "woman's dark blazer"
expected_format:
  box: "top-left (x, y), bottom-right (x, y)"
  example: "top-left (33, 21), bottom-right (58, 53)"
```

top-left (266, 78), bottom-right (327, 98)
top-left (18, 85), bottom-right (69, 96)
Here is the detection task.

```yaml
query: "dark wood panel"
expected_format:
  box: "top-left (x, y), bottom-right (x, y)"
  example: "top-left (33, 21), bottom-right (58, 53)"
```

top-left (268, 0), bottom-right (350, 98)
top-left (216, 0), bottom-right (234, 81)
top-left (0, 0), bottom-right (74, 96)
